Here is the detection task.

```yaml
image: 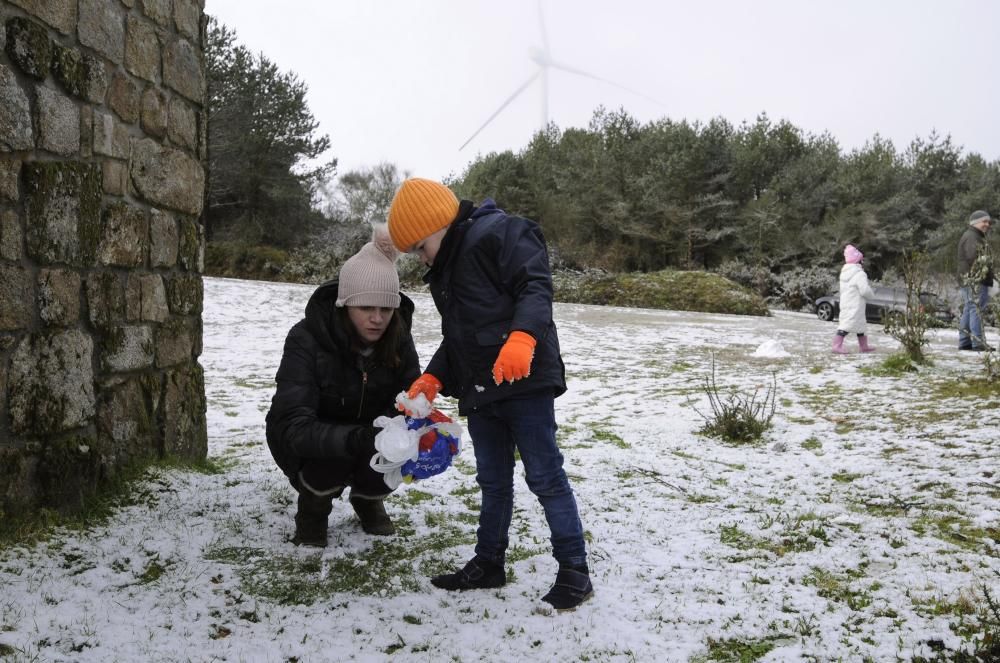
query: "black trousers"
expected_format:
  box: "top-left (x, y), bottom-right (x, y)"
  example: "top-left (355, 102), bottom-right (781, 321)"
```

top-left (291, 451), bottom-right (392, 499)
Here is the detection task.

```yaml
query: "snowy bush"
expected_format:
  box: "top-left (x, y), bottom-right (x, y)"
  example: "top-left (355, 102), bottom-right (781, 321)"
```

top-left (773, 266), bottom-right (837, 312)
top-left (693, 357), bottom-right (777, 443)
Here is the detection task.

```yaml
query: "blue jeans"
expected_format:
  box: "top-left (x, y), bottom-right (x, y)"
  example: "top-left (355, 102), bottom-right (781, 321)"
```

top-left (959, 284), bottom-right (990, 349)
top-left (466, 394), bottom-right (588, 568)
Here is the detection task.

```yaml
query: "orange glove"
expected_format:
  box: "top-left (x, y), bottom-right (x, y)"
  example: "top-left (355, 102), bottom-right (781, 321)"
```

top-left (492, 331), bottom-right (536, 385)
top-left (398, 372), bottom-right (443, 414)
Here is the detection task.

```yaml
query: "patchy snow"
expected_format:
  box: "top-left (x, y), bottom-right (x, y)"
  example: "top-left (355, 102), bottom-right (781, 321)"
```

top-left (2, 276), bottom-right (999, 662)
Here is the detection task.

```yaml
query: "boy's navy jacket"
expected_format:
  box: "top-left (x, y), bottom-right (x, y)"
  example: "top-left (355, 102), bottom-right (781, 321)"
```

top-left (424, 199), bottom-right (567, 414)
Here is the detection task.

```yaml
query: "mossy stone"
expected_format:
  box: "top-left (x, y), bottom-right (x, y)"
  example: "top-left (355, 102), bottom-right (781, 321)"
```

top-left (36, 432), bottom-right (103, 513)
top-left (51, 44), bottom-right (107, 103)
top-left (5, 17), bottom-right (51, 80)
top-left (24, 162), bottom-right (102, 267)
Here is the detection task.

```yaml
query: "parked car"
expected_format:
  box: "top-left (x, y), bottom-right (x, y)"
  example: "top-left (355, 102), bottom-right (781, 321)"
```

top-left (814, 286), bottom-right (955, 326)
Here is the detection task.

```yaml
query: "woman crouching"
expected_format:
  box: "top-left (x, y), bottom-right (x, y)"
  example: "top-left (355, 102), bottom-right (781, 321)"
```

top-left (266, 226), bottom-right (420, 545)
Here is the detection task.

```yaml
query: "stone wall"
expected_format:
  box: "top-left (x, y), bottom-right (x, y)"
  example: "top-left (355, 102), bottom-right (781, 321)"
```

top-left (0, 0), bottom-right (207, 518)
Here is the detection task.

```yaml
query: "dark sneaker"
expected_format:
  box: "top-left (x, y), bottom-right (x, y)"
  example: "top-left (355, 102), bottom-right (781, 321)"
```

top-left (431, 557), bottom-right (506, 591)
top-left (350, 496), bottom-right (395, 535)
top-left (541, 567), bottom-right (594, 611)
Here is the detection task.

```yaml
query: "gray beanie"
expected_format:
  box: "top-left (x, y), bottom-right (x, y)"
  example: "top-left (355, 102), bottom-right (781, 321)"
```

top-left (969, 210), bottom-right (992, 225)
top-left (336, 224), bottom-right (401, 308)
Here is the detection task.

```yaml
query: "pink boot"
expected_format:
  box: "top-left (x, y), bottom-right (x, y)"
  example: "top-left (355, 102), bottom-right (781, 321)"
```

top-left (858, 335), bottom-right (875, 353)
top-left (832, 334), bottom-right (848, 354)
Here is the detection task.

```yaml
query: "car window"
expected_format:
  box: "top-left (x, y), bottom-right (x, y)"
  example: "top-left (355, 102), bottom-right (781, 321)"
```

top-left (871, 287), bottom-right (894, 302)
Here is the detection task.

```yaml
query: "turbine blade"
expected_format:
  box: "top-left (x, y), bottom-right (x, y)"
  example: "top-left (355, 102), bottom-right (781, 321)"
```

top-left (459, 70), bottom-right (542, 151)
top-left (548, 59), bottom-right (664, 107)
top-left (537, 0), bottom-right (550, 55)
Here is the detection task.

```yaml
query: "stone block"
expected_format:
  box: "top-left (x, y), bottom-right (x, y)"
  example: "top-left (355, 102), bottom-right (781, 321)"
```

top-left (164, 272), bottom-right (202, 315)
top-left (0, 64), bottom-right (33, 150)
top-left (173, 0), bottom-right (201, 43)
top-left (155, 316), bottom-right (195, 367)
top-left (52, 45), bottom-right (108, 103)
top-left (125, 274), bottom-right (170, 322)
top-left (24, 162), bottom-right (102, 267)
top-left (7, 0), bottom-right (77, 35)
top-left (98, 200), bottom-right (147, 267)
top-left (86, 271), bottom-right (126, 330)
top-left (149, 208), bottom-right (178, 267)
top-left (93, 110), bottom-right (129, 158)
top-left (0, 264), bottom-right (33, 330)
top-left (97, 377), bottom-right (155, 467)
top-left (162, 37), bottom-right (203, 103)
top-left (177, 216), bottom-right (203, 272)
top-left (9, 329), bottom-right (96, 434)
top-left (167, 96), bottom-right (196, 150)
top-left (0, 448), bottom-right (42, 518)
top-left (102, 159), bottom-right (127, 195)
top-left (37, 268), bottom-right (81, 327)
top-left (36, 86), bottom-right (80, 156)
top-left (79, 104), bottom-right (92, 158)
top-left (36, 432), bottom-right (102, 512)
top-left (125, 15), bottom-right (160, 82)
top-left (141, 273), bottom-right (169, 321)
top-left (100, 324), bottom-right (154, 372)
top-left (1, 210), bottom-right (23, 261)
top-left (4, 16), bottom-right (51, 80)
top-left (107, 71), bottom-right (141, 124)
top-left (141, 0), bottom-right (172, 28)
top-left (130, 137), bottom-right (204, 215)
top-left (92, 109), bottom-right (114, 156)
top-left (126, 273), bottom-right (168, 322)
top-left (78, 0), bottom-right (125, 64)
top-left (0, 159), bottom-right (19, 200)
top-left (141, 87), bottom-right (168, 138)
top-left (0, 359), bottom-right (6, 433)
top-left (163, 363), bottom-right (206, 459)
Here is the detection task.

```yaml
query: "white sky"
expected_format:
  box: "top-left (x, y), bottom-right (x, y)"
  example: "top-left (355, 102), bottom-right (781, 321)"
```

top-left (207, 0), bottom-right (1000, 182)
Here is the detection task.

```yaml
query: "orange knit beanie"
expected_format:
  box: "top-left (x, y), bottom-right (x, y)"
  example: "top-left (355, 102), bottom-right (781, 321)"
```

top-left (387, 178), bottom-right (460, 251)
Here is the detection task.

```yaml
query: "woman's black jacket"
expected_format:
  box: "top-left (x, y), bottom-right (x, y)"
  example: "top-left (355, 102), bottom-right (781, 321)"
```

top-left (265, 279), bottom-right (421, 476)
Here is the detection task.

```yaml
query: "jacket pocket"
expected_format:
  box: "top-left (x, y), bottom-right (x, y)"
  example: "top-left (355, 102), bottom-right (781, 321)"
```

top-left (474, 321), bottom-right (510, 347)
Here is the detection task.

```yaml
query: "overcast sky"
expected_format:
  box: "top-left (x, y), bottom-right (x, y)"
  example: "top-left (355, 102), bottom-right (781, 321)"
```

top-left (205, 0), bottom-right (1000, 183)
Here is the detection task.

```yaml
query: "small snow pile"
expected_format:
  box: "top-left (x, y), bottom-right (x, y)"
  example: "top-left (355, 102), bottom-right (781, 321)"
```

top-left (752, 339), bottom-right (791, 358)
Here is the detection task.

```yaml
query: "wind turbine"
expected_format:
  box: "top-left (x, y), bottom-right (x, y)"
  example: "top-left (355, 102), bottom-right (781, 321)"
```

top-left (459, 1), bottom-right (661, 151)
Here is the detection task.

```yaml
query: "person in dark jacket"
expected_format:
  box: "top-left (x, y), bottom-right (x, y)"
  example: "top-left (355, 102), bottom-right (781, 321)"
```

top-left (265, 226), bottom-right (420, 546)
top-left (386, 178), bottom-right (592, 611)
top-left (957, 210), bottom-right (995, 351)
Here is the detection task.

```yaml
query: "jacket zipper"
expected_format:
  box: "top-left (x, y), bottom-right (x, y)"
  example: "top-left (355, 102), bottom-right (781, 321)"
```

top-left (357, 370), bottom-right (368, 418)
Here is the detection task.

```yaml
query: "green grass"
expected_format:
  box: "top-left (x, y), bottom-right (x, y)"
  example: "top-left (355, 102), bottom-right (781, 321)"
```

top-left (203, 514), bottom-right (479, 604)
top-left (699, 636), bottom-right (778, 662)
top-left (0, 456), bottom-right (233, 549)
top-left (590, 427), bottom-right (630, 449)
top-left (860, 352), bottom-right (921, 377)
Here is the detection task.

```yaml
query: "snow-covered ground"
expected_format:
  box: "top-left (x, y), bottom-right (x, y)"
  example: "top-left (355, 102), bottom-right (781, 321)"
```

top-left (2, 276), bottom-right (999, 662)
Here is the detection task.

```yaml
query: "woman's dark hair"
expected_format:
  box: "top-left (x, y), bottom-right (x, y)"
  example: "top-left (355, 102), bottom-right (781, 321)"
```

top-left (337, 306), bottom-right (406, 368)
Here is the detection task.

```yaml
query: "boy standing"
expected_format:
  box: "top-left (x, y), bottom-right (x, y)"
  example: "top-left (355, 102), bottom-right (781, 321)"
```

top-left (387, 178), bottom-right (592, 610)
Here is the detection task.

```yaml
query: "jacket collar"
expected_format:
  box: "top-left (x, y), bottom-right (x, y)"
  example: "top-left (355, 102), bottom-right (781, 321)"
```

top-left (424, 199), bottom-right (476, 282)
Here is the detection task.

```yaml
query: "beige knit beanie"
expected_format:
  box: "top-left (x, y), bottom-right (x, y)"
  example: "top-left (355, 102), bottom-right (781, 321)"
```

top-left (387, 178), bottom-right (460, 251)
top-left (336, 224), bottom-right (401, 308)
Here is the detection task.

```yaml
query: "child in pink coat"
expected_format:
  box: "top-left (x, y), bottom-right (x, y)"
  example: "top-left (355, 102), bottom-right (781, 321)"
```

top-left (833, 244), bottom-right (876, 354)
